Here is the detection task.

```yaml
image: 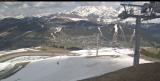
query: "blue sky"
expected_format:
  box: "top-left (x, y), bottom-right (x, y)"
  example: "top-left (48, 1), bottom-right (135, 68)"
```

top-left (0, 1), bottom-right (147, 18)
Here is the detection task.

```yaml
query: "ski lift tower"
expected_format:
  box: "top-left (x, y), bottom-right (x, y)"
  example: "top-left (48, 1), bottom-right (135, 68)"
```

top-left (118, 2), bottom-right (160, 66)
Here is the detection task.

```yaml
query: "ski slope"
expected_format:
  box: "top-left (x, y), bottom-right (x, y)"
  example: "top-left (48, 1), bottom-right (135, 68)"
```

top-left (1, 47), bottom-right (152, 81)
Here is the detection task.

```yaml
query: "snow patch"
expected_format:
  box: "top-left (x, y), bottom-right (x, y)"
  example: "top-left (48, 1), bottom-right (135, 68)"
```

top-left (71, 47), bottom-right (134, 56)
top-left (0, 48), bottom-right (39, 56)
top-left (0, 63), bottom-right (11, 72)
top-left (0, 62), bottom-right (16, 73)
top-left (6, 56), bottom-right (51, 63)
top-left (69, 18), bottom-right (88, 21)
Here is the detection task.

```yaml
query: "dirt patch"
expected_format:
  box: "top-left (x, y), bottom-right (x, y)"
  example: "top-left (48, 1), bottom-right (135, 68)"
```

top-left (36, 47), bottom-right (70, 53)
top-left (128, 54), bottom-right (160, 62)
top-left (79, 62), bottom-right (160, 81)
top-left (140, 47), bottom-right (160, 59)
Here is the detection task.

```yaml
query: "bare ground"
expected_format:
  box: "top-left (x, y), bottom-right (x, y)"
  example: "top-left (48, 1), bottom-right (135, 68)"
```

top-left (79, 62), bottom-right (160, 81)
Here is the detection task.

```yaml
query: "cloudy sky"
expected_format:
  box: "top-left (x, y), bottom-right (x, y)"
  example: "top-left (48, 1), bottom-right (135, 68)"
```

top-left (0, 1), bottom-right (148, 18)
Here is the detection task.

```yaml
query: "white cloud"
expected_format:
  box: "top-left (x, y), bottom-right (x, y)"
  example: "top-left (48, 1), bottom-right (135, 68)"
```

top-left (34, 2), bottom-right (44, 7)
top-left (22, 3), bottom-right (29, 8)
top-left (0, 1), bottom-right (149, 18)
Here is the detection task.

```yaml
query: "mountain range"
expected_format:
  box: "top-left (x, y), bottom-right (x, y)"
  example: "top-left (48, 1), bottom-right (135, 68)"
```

top-left (0, 5), bottom-right (159, 50)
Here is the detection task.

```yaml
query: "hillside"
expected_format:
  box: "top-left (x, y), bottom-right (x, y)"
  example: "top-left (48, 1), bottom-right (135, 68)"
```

top-left (0, 5), bottom-right (159, 50)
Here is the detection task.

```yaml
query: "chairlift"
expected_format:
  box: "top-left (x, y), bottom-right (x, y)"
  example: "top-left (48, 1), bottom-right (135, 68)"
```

top-left (118, 1), bottom-right (160, 65)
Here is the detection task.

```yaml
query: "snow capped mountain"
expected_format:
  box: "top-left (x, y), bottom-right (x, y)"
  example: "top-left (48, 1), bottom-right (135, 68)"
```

top-left (0, 5), bottom-right (142, 24)
top-left (70, 6), bottom-right (119, 24)
top-left (69, 5), bottom-right (141, 24)
top-left (2, 5), bottom-right (159, 25)
top-left (71, 6), bottom-right (118, 17)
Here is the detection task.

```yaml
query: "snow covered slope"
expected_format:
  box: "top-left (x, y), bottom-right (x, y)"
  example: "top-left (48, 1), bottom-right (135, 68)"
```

top-left (1, 48), bottom-right (151, 81)
top-left (2, 55), bottom-right (151, 81)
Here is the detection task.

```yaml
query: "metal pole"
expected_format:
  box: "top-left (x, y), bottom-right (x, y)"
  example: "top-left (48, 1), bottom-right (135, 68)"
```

top-left (96, 33), bottom-right (99, 56)
top-left (133, 17), bottom-right (141, 65)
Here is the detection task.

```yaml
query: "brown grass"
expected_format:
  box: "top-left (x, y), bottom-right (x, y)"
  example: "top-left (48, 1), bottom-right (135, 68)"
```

top-left (0, 47), bottom-right (70, 62)
top-left (140, 47), bottom-right (160, 59)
